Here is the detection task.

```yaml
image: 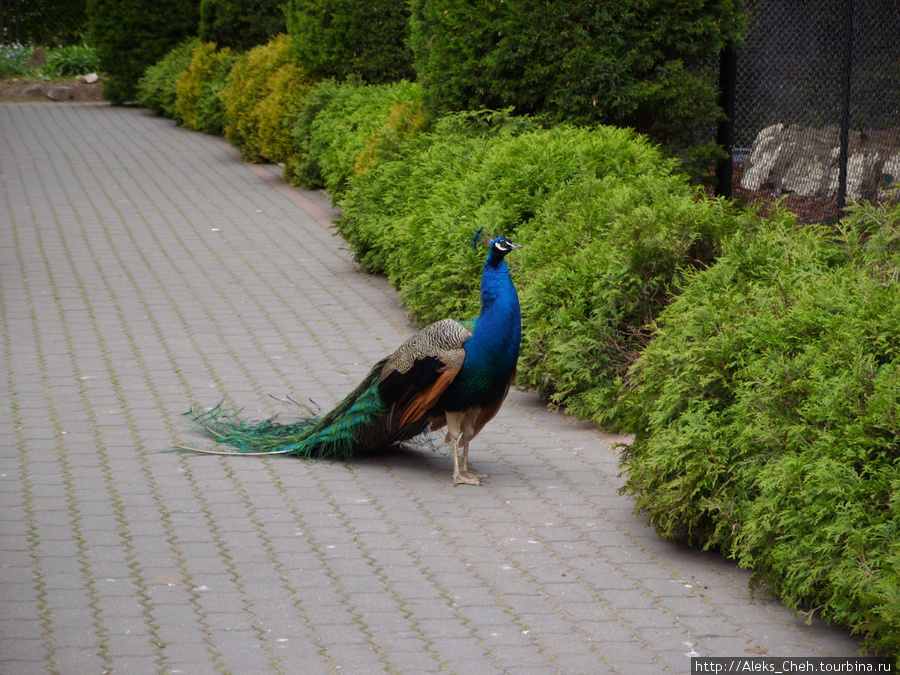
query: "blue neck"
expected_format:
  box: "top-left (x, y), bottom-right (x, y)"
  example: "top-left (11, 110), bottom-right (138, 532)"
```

top-left (439, 249), bottom-right (521, 411)
top-left (466, 254), bottom-right (521, 371)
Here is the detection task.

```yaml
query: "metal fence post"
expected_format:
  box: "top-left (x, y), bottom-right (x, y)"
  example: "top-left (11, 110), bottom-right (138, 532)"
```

top-left (837, 0), bottom-right (855, 213)
top-left (716, 42), bottom-right (738, 199)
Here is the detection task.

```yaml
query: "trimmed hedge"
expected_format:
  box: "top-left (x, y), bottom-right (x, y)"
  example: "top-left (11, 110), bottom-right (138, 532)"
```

top-left (620, 202), bottom-right (900, 658)
top-left (137, 38), bottom-right (202, 122)
top-left (407, 0), bottom-right (744, 155)
top-left (220, 34), bottom-right (314, 164)
top-left (175, 43), bottom-right (238, 135)
top-left (338, 109), bottom-right (539, 278)
top-left (338, 110), bottom-right (742, 420)
top-left (286, 0), bottom-right (414, 84)
top-left (298, 79), bottom-right (425, 198)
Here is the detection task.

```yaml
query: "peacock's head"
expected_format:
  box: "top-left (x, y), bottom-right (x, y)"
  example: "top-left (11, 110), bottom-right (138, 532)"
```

top-left (486, 236), bottom-right (523, 266)
top-left (471, 227), bottom-right (522, 264)
top-left (490, 237), bottom-right (523, 254)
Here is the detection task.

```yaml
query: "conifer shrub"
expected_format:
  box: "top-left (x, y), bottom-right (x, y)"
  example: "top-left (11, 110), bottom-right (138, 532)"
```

top-left (286, 0), bottom-right (414, 84)
top-left (338, 109), bottom-right (538, 277)
top-left (199, 0), bottom-right (286, 52)
top-left (407, 0), bottom-right (744, 157)
top-left (87, 0), bottom-right (197, 103)
top-left (338, 112), bottom-right (740, 418)
top-left (175, 43), bottom-right (238, 136)
top-left (220, 34), bottom-right (313, 164)
top-left (255, 62), bottom-right (315, 166)
top-left (282, 79), bottom-right (346, 188)
top-left (619, 201), bottom-right (900, 659)
top-left (291, 79), bottom-right (424, 198)
top-left (137, 38), bottom-right (202, 122)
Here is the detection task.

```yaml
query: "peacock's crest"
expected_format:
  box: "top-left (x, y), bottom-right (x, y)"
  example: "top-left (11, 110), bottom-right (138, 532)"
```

top-left (471, 227), bottom-right (491, 251)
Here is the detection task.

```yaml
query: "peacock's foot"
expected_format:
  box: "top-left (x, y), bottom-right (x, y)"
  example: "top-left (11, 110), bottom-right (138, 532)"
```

top-left (453, 471), bottom-right (486, 487)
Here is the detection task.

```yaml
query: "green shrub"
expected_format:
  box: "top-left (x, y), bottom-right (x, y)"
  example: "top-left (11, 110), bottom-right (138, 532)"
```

top-left (199, 0), bottom-right (286, 51)
top-left (87, 0), bottom-right (197, 103)
top-left (283, 78), bottom-right (346, 188)
top-left (221, 34), bottom-right (312, 163)
top-left (619, 201), bottom-right (900, 659)
top-left (43, 44), bottom-right (101, 77)
top-left (286, 0), bottom-right (413, 84)
top-left (516, 168), bottom-right (742, 425)
top-left (255, 60), bottom-right (315, 165)
top-left (297, 79), bottom-right (424, 198)
top-left (339, 112), bottom-right (739, 419)
top-left (137, 38), bottom-right (201, 122)
top-left (407, 0), bottom-right (744, 156)
top-left (175, 43), bottom-right (238, 135)
top-left (338, 108), bottom-right (537, 276)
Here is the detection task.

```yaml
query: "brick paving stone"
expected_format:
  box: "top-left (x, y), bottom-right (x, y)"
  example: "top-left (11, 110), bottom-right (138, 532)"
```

top-left (0, 102), bottom-right (865, 674)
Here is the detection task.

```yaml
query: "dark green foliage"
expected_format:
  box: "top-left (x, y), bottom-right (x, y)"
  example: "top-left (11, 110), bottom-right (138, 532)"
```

top-left (175, 43), bottom-right (239, 136)
top-left (87, 0), bottom-right (198, 103)
top-left (407, 0), bottom-right (745, 155)
top-left (620, 201), bottom-right (900, 658)
top-left (199, 0), bottom-right (286, 52)
top-left (13, 0), bottom-right (87, 46)
top-left (137, 38), bottom-right (201, 122)
top-left (286, 0), bottom-right (414, 84)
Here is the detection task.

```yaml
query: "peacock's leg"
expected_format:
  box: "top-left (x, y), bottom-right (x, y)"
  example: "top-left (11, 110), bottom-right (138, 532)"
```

top-left (459, 408), bottom-right (487, 482)
top-left (446, 411), bottom-right (482, 486)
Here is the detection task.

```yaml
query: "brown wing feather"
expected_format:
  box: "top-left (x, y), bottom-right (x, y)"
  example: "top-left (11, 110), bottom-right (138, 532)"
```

top-left (375, 319), bottom-right (472, 439)
top-left (397, 357), bottom-right (464, 427)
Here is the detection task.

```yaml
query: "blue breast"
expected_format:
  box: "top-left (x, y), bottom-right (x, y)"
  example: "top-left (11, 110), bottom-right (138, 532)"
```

top-left (440, 257), bottom-right (521, 411)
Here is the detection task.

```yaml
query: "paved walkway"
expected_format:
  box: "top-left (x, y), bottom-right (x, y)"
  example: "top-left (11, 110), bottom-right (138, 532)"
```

top-left (1, 103), bottom-right (860, 674)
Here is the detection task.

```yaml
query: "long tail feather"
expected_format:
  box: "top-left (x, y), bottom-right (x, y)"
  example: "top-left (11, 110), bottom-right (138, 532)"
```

top-left (181, 359), bottom-right (391, 461)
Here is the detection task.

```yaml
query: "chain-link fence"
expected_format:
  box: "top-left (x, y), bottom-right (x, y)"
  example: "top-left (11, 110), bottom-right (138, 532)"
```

top-left (1, 0), bottom-right (87, 46)
top-left (718, 0), bottom-right (900, 222)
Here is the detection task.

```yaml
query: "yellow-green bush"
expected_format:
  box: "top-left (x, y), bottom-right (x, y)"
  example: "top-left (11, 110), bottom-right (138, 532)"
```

top-left (220, 34), bottom-right (313, 163)
top-left (175, 43), bottom-right (238, 135)
top-left (137, 38), bottom-right (201, 122)
top-left (352, 96), bottom-right (428, 178)
top-left (256, 61), bottom-right (314, 165)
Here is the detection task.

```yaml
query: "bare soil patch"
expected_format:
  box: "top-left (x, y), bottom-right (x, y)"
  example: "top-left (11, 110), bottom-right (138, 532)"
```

top-left (0, 78), bottom-right (106, 104)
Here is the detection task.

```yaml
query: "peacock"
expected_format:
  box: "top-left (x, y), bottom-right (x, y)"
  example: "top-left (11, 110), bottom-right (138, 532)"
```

top-left (180, 234), bottom-right (522, 486)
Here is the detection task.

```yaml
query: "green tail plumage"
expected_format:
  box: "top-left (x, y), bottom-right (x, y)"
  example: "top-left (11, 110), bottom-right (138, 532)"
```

top-left (182, 358), bottom-right (395, 460)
